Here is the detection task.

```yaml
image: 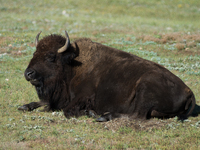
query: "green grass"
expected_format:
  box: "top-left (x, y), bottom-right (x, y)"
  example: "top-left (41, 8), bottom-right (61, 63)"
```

top-left (0, 0), bottom-right (200, 149)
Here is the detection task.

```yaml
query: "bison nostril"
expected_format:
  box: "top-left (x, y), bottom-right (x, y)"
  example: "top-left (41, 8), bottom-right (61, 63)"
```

top-left (27, 71), bottom-right (35, 77)
top-left (25, 69), bottom-right (36, 80)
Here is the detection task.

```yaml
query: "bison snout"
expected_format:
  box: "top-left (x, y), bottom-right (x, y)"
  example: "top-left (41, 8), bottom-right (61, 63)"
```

top-left (24, 68), bottom-right (36, 81)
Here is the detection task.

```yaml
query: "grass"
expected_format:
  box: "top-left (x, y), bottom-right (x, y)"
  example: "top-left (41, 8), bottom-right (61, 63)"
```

top-left (0, 0), bottom-right (200, 149)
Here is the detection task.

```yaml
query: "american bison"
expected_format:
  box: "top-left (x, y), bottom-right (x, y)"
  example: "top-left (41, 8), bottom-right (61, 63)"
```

top-left (18, 31), bottom-right (196, 121)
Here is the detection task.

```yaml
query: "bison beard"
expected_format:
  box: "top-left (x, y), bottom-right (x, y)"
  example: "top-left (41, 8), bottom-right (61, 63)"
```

top-left (18, 31), bottom-right (198, 122)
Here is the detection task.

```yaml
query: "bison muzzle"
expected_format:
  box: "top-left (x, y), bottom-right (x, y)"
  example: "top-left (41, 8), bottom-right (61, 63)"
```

top-left (18, 31), bottom-right (197, 121)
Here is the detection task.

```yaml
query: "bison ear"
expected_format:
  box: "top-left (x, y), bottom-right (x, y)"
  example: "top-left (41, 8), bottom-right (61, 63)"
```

top-left (61, 41), bottom-right (78, 64)
top-left (61, 52), bottom-right (76, 64)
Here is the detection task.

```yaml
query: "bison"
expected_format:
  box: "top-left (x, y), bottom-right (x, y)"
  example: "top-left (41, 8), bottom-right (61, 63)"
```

top-left (18, 31), bottom-right (196, 122)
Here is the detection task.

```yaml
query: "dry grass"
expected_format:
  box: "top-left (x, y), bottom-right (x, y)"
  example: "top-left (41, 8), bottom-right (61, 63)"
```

top-left (138, 32), bottom-right (200, 48)
top-left (175, 43), bottom-right (185, 51)
top-left (1, 141), bottom-right (29, 150)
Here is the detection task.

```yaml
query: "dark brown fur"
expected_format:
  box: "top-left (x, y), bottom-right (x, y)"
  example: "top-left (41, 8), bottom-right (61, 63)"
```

top-left (19, 33), bottom-right (197, 121)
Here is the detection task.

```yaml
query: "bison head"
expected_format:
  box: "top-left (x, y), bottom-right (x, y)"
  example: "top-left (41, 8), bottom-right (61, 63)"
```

top-left (24, 31), bottom-right (76, 100)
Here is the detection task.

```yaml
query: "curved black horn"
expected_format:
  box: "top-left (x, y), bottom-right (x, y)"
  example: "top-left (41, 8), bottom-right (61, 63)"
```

top-left (58, 31), bottom-right (70, 53)
top-left (35, 31), bottom-right (42, 47)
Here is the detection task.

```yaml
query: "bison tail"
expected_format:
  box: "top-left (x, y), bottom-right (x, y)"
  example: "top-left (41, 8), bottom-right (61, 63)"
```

top-left (179, 92), bottom-right (196, 120)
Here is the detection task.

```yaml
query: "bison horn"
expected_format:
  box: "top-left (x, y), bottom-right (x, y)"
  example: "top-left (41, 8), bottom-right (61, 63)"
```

top-left (35, 31), bottom-right (42, 47)
top-left (58, 31), bottom-right (70, 53)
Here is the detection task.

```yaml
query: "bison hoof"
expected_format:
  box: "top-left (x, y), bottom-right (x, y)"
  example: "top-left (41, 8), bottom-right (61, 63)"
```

top-left (96, 117), bottom-right (107, 122)
top-left (18, 105), bottom-right (29, 111)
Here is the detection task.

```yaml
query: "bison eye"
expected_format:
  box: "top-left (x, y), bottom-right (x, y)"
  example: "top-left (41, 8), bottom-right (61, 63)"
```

top-left (46, 53), bottom-right (56, 62)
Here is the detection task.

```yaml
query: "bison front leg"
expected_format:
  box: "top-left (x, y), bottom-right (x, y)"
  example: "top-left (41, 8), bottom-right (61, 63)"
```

top-left (18, 101), bottom-right (49, 111)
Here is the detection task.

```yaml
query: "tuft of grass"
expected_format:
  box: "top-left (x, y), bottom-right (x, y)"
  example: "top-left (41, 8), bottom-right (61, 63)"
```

top-left (175, 43), bottom-right (185, 51)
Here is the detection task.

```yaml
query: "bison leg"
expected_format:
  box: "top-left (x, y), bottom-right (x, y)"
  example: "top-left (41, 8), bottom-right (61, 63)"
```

top-left (18, 101), bottom-right (48, 111)
top-left (150, 110), bottom-right (176, 119)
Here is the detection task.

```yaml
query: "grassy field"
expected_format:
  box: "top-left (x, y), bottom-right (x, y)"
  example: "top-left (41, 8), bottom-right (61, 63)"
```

top-left (1, 0), bottom-right (200, 149)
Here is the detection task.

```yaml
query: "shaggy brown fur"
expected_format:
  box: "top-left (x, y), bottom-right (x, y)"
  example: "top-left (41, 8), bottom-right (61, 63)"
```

top-left (19, 32), bottom-right (197, 121)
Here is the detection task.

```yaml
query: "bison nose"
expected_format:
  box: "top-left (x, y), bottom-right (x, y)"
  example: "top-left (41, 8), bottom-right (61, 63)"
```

top-left (24, 69), bottom-right (36, 81)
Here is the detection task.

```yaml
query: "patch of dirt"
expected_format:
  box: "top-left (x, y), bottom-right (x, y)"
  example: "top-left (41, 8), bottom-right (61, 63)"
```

top-left (98, 117), bottom-right (167, 132)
